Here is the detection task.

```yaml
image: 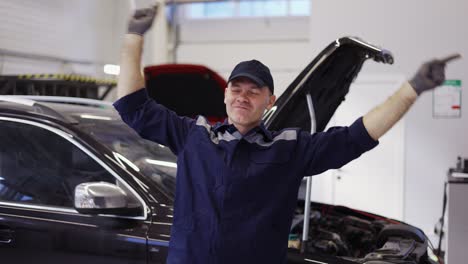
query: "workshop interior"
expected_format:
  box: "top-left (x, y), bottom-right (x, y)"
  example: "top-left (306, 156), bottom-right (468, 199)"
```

top-left (0, 0), bottom-right (466, 264)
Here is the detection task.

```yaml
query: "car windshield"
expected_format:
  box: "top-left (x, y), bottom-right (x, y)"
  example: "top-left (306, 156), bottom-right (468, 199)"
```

top-left (77, 115), bottom-right (177, 199)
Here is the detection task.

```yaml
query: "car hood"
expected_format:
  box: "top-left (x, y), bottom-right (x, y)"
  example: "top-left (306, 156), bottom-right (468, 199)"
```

top-left (144, 64), bottom-right (227, 124)
top-left (263, 36), bottom-right (394, 132)
top-left (143, 37), bottom-right (393, 131)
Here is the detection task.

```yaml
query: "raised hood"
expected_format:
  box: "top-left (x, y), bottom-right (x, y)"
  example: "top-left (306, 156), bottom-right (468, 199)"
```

top-left (263, 37), bottom-right (394, 132)
top-left (144, 64), bottom-right (227, 124)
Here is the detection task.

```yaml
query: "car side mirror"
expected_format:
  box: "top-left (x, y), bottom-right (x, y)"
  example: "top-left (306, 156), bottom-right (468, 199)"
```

top-left (74, 182), bottom-right (142, 217)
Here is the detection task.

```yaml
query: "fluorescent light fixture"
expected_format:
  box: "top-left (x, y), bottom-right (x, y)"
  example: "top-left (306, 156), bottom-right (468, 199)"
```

top-left (104, 64), bottom-right (120, 75)
top-left (80, 114), bottom-right (112, 120)
top-left (145, 159), bottom-right (177, 168)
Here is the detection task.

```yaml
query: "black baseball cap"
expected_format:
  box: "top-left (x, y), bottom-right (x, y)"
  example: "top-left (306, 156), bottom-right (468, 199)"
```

top-left (228, 59), bottom-right (274, 94)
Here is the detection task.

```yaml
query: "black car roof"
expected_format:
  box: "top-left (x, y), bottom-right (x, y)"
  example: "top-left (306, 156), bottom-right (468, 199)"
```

top-left (0, 96), bottom-right (119, 124)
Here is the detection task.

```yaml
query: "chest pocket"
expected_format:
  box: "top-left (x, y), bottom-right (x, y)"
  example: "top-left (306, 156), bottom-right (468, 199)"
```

top-left (247, 142), bottom-right (297, 191)
top-left (249, 142), bottom-right (294, 164)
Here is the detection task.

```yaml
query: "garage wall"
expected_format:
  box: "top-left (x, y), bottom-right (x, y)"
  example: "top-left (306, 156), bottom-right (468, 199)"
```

top-left (0, 0), bottom-right (122, 76)
top-left (176, 16), bottom-right (311, 97)
top-left (310, 0), bottom-right (468, 243)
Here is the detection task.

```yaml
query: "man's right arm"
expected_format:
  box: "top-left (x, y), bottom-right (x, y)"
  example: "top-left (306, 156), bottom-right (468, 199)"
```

top-left (117, 34), bottom-right (145, 99)
top-left (117, 6), bottom-right (157, 99)
top-left (114, 6), bottom-right (195, 155)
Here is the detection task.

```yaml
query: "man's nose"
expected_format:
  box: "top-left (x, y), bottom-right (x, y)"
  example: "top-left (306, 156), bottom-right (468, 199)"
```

top-left (235, 90), bottom-right (249, 102)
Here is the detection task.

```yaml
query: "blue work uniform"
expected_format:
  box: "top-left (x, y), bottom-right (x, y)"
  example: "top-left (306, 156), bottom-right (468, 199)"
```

top-left (114, 88), bottom-right (379, 264)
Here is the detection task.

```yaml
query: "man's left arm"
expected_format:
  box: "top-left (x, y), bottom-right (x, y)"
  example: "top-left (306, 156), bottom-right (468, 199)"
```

top-left (363, 54), bottom-right (461, 140)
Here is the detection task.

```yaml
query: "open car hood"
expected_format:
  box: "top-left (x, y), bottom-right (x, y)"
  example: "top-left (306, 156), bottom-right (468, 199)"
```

top-left (144, 64), bottom-right (227, 124)
top-left (263, 36), bottom-right (394, 132)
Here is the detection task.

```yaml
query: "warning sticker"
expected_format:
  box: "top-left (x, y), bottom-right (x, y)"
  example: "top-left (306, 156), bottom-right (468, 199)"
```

top-left (433, 80), bottom-right (462, 118)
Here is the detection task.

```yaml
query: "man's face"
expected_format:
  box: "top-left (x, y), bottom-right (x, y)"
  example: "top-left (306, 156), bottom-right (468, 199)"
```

top-left (224, 77), bottom-right (276, 131)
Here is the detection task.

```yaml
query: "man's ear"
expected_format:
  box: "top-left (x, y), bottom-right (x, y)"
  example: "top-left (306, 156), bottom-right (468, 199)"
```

top-left (224, 87), bottom-right (228, 104)
top-left (267, 95), bottom-right (276, 110)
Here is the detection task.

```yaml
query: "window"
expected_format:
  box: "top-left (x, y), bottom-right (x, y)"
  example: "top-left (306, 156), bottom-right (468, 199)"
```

top-left (186, 0), bottom-right (310, 19)
top-left (0, 120), bottom-right (116, 208)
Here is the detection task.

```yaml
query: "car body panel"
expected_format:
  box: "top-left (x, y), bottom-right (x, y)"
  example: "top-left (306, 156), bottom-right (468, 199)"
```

top-left (0, 204), bottom-right (150, 264)
top-left (0, 104), bottom-right (172, 263)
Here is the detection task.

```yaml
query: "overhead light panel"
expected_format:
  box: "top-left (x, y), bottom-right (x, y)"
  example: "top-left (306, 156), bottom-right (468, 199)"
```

top-left (104, 64), bottom-right (120, 75)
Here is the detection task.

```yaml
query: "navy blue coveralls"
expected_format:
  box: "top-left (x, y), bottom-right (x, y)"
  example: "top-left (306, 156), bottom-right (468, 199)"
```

top-left (114, 88), bottom-right (378, 264)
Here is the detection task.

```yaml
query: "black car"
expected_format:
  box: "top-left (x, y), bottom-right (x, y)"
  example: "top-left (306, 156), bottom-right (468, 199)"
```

top-left (0, 37), bottom-right (439, 264)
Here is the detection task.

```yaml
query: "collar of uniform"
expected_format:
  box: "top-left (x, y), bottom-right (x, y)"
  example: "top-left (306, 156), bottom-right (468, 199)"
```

top-left (212, 119), bottom-right (232, 133)
top-left (244, 122), bottom-right (273, 143)
top-left (213, 119), bottom-right (273, 142)
top-left (212, 119), bottom-right (241, 139)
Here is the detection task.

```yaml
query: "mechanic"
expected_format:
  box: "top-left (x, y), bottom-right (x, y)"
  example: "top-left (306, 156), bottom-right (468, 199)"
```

top-left (113, 6), bottom-right (460, 264)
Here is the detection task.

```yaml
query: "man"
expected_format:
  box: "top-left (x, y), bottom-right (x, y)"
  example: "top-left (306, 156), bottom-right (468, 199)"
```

top-left (114, 6), bottom-right (460, 264)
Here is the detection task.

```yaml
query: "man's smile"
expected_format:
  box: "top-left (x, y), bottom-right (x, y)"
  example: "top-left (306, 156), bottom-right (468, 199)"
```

top-left (233, 105), bottom-right (250, 110)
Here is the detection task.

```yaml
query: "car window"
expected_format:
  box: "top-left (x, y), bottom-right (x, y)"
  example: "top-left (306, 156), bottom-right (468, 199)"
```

top-left (0, 120), bottom-right (116, 208)
top-left (77, 117), bottom-right (177, 199)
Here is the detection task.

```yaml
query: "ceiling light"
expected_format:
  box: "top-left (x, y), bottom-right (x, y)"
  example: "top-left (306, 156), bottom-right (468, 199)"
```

top-left (104, 64), bottom-right (120, 75)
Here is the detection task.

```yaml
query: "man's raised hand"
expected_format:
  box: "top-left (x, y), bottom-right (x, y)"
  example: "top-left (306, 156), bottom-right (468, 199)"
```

top-left (409, 53), bottom-right (461, 95)
top-left (127, 5), bottom-right (158, 36)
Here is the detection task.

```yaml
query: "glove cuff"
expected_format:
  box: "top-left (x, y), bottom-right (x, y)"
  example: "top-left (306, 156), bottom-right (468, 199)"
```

top-left (127, 31), bottom-right (144, 36)
top-left (409, 76), bottom-right (426, 95)
top-left (127, 24), bottom-right (146, 36)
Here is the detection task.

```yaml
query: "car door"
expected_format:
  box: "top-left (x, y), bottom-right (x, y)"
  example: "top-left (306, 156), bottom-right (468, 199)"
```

top-left (0, 117), bottom-right (151, 264)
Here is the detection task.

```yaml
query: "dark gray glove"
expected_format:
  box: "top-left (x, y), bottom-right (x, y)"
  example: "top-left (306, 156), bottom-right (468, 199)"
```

top-left (127, 6), bottom-right (158, 36)
top-left (409, 54), bottom-right (461, 95)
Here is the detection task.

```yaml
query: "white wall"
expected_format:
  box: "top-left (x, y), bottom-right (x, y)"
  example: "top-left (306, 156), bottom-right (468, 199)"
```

top-left (310, 0), bottom-right (468, 243)
top-left (176, 16), bottom-right (311, 96)
top-left (0, 0), bottom-right (122, 77)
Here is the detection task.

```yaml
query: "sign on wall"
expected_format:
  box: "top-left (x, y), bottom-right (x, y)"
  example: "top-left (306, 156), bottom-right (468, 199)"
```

top-left (433, 80), bottom-right (462, 118)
